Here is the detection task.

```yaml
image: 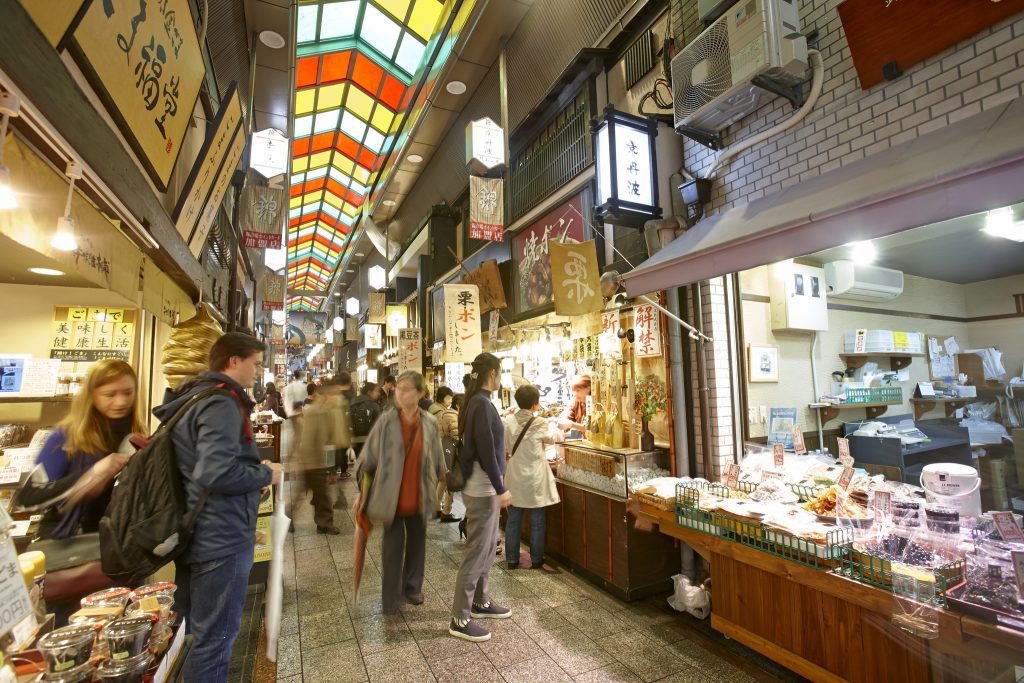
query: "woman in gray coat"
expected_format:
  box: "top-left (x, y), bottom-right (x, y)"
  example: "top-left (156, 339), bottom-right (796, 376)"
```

top-left (355, 371), bottom-right (445, 614)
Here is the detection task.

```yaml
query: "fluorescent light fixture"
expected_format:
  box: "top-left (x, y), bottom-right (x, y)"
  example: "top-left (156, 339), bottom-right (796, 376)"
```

top-left (333, 291), bottom-right (341, 297)
top-left (0, 166), bottom-right (16, 210)
top-left (368, 265), bottom-right (386, 290)
top-left (848, 240), bottom-right (876, 264)
top-left (346, 297), bottom-right (359, 316)
top-left (28, 267), bottom-right (63, 276)
top-left (445, 81), bottom-right (467, 95)
top-left (983, 207), bottom-right (1024, 242)
top-left (407, 154), bottom-right (423, 164)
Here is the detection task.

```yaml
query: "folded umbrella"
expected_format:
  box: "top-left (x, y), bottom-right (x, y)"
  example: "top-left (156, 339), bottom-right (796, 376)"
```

top-left (352, 471), bottom-right (374, 603)
top-left (264, 483), bottom-right (291, 663)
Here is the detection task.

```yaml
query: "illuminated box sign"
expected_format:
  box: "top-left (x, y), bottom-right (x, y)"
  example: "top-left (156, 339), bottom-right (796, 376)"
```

top-left (49, 307), bottom-right (137, 362)
top-left (593, 106), bottom-right (661, 228)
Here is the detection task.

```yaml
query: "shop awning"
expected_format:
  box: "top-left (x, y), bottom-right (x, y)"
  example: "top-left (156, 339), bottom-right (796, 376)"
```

top-left (623, 97), bottom-right (1024, 297)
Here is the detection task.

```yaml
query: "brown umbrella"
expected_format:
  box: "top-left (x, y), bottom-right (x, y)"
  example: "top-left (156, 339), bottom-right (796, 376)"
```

top-left (352, 472), bottom-right (374, 602)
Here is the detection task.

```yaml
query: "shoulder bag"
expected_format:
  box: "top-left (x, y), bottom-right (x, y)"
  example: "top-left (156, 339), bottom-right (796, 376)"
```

top-left (508, 416), bottom-right (537, 459)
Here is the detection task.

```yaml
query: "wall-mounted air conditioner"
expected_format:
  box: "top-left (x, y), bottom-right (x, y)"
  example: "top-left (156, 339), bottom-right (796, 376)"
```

top-left (671, 0), bottom-right (807, 134)
top-left (824, 260), bottom-right (905, 301)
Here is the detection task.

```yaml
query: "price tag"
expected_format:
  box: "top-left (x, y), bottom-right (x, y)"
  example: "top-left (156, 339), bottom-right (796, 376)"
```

top-left (0, 467), bottom-right (19, 485)
top-left (791, 424), bottom-right (807, 454)
top-left (0, 541), bottom-right (32, 638)
top-left (772, 443), bottom-right (785, 468)
top-left (837, 437), bottom-right (852, 463)
top-left (1013, 551), bottom-right (1024, 596)
top-left (992, 511), bottom-right (1024, 543)
top-left (762, 469), bottom-right (785, 481)
top-left (873, 490), bottom-right (892, 517)
top-left (724, 463), bottom-right (740, 491)
top-left (838, 467), bottom-right (855, 490)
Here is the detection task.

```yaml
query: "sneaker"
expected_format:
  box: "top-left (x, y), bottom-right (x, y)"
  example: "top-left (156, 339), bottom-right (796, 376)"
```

top-left (448, 617), bottom-right (491, 642)
top-left (471, 600), bottom-right (512, 619)
top-left (406, 593), bottom-right (425, 605)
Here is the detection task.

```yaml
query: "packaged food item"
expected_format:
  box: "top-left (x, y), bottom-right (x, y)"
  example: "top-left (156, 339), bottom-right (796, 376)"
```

top-left (18, 551), bottom-right (46, 621)
top-left (749, 478), bottom-right (798, 503)
top-left (924, 504), bottom-right (960, 534)
top-left (36, 626), bottom-right (94, 673)
top-left (68, 606), bottom-right (122, 628)
top-left (803, 486), bottom-right (870, 520)
top-left (81, 587), bottom-right (132, 610)
top-left (96, 651), bottom-right (152, 683)
top-left (33, 662), bottom-right (94, 683)
top-left (102, 616), bottom-right (156, 661)
top-left (124, 594), bottom-right (173, 627)
top-left (127, 582), bottom-right (176, 603)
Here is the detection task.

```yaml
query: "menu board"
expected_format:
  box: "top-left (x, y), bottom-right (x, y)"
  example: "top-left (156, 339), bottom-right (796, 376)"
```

top-left (512, 192), bottom-right (586, 315)
top-left (49, 307), bottom-right (137, 362)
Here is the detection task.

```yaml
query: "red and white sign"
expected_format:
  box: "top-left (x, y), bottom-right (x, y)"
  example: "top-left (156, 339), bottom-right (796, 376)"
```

top-left (634, 304), bottom-right (662, 358)
top-left (398, 329), bottom-right (422, 374)
top-left (1013, 551), bottom-right (1024, 596)
top-left (469, 176), bottom-right (504, 242)
top-left (838, 467), bottom-right (855, 490)
top-left (837, 437), bottom-right (853, 468)
top-left (260, 274), bottom-right (285, 311)
top-left (873, 490), bottom-right (892, 517)
top-left (992, 511), bottom-right (1024, 543)
top-left (724, 463), bottom-right (740, 490)
top-left (791, 424), bottom-right (807, 454)
top-left (444, 284), bottom-right (481, 363)
top-left (772, 443), bottom-right (785, 468)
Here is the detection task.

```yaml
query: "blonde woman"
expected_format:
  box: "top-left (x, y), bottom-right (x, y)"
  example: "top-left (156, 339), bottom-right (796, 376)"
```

top-left (19, 359), bottom-right (144, 539)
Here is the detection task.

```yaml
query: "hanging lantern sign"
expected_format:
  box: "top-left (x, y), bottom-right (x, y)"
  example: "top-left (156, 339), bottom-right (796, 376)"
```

top-left (466, 117), bottom-right (505, 174)
top-left (469, 176), bottom-right (504, 242)
top-left (368, 292), bottom-right (386, 324)
top-left (345, 317), bottom-right (358, 341)
top-left (250, 128), bottom-right (289, 178)
top-left (593, 106), bottom-right (662, 227)
top-left (444, 284), bottom-right (481, 362)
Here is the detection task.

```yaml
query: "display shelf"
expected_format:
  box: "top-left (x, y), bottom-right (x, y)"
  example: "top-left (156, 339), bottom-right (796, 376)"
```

top-left (554, 476), bottom-right (627, 502)
top-left (809, 401), bottom-right (901, 423)
top-left (910, 397), bottom-right (970, 420)
top-left (0, 396), bottom-right (72, 404)
top-left (840, 352), bottom-right (925, 371)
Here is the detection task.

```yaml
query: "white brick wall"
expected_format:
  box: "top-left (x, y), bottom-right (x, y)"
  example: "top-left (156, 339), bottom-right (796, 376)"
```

top-left (672, 1), bottom-right (1024, 214)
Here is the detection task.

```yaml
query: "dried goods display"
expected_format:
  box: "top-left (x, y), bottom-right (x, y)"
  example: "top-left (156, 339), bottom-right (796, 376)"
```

top-left (160, 302), bottom-right (224, 388)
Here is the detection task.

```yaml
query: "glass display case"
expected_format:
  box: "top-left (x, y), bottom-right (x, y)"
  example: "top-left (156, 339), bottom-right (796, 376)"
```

top-left (555, 440), bottom-right (671, 500)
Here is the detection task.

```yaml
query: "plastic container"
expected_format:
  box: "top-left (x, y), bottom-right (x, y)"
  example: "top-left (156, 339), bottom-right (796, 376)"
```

top-left (34, 663), bottom-right (94, 683)
top-left (96, 652), bottom-right (153, 683)
top-left (81, 587), bottom-right (132, 611)
top-left (924, 504), bottom-right (961, 534)
top-left (124, 593), bottom-right (173, 627)
top-left (18, 550), bottom-right (46, 621)
top-left (102, 616), bottom-right (155, 662)
top-left (892, 498), bottom-right (922, 528)
top-left (127, 582), bottom-right (176, 603)
top-left (36, 626), bottom-right (94, 674)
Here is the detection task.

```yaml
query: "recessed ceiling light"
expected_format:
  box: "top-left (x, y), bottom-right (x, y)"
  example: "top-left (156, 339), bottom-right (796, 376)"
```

top-left (333, 292), bottom-right (341, 297)
top-left (446, 80), bottom-right (467, 95)
top-left (28, 267), bottom-right (64, 276)
top-left (259, 30), bottom-right (286, 49)
top-left (407, 154), bottom-right (423, 164)
top-left (382, 199), bottom-right (396, 206)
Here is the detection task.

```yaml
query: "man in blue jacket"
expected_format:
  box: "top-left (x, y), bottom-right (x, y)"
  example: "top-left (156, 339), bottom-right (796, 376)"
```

top-left (153, 332), bottom-right (282, 682)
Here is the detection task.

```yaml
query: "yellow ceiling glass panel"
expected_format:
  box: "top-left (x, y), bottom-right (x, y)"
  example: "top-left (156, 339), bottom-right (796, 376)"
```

top-left (292, 156), bottom-right (310, 173)
top-left (332, 155), bottom-right (355, 175)
top-left (343, 202), bottom-right (359, 216)
top-left (307, 150), bottom-right (332, 169)
top-left (408, 0), bottom-right (443, 40)
top-left (352, 165), bottom-right (371, 184)
top-left (290, 196), bottom-right (304, 210)
top-left (316, 83), bottom-right (345, 110)
top-left (375, 0), bottom-right (411, 23)
top-left (345, 86), bottom-right (375, 122)
top-left (324, 192), bottom-right (344, 209)
top-left (295, 89), bottom-right (316, 116)
top-left (370, 106), bottom-right (394, 133)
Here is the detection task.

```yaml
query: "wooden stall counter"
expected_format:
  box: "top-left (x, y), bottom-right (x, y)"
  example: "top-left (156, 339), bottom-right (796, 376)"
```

top-left (637, 503), bottom-right (1021, 683)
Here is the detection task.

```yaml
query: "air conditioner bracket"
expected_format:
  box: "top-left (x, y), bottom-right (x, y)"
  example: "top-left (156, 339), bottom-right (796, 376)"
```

top-left (676, 125), bottom-right (724, 151)
top-left (751, 75), bottom-right (805, 110)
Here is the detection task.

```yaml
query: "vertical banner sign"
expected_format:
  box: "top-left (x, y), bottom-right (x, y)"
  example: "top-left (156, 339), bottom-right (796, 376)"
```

top-left (69, 0), bottom-right (206, 190)
top-left (260, 274), bottom-right (285, 311)
top-left (469, 176), bottom-right (504, 242)
top-left (488, 310), bottom-right (500, 341)
top-left (773, 443), bottom-right (785, 468)
top-left (444, 362), bottom-right (465, 393)
top-left (550, 239), bottom-right (602, 315)
top-left (791, 423), bottom-right (808, 454)
top-left (444, 284), bottom-right (481, 362)
top-left (368, 293), bottom-right (386, 325)
top-left (513, 192), bottom-right (586, 314)
top-left (364, 324), bottom-right (382, 350)
top-left (240, 186), bottom-right (286, 248)
top-left (190, 126), bottom-right (247, 259)
top-left (345, 317), bottom-right (358, 342)
top-left (837, 437), bottom-right (853, 468)
top-left (599, 311), bottom-right (621, 358)
top-left (172, 83), bottom-right (243, 245)
top-left (398, 329), bottom-right (422, 374)
top-left (633, 304), bottom-right (662, 358)
top-left (385, 305), bottom-right (407, 337)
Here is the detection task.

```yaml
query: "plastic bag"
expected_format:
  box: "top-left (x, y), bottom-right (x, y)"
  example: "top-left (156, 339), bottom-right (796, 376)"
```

top-left (667, 574), bottom-right (711, 619)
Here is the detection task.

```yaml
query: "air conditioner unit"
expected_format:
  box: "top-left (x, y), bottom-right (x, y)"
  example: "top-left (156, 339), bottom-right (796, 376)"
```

top-left (824, 261), bottom-right (905, 301)
top-left (671, 0), bottom-right (807, 133)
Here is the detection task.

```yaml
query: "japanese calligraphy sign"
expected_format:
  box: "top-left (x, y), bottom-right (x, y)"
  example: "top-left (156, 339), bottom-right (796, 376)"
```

top-left (17, 0), bottom-right (85, 47)
top-left (444, 362), bottom-right (465, 393)
top-left (365, 324), bottom-right (382, 350)
top-left (385, 305), bottom-right (407, 337)
top-left (260, 274), bottom-right (285, 311)
top-left (599, 311), bottom-right (622, 359)
top-left (469, 176), bottom-right (504, 242)
top-left (632, 304), bottom-right (662, 358)
top-left (345, 317), bottom-right (358, 342)
top-left (368, 293), bottom-right (386, 325)
top-left (459, 259), bottom-right (506, 314)
top-left (444, 284), bottom-right (481, 363)
top-left (240, 186), bottom-right (286, 249)
top-left (189, 123), bottom-right (247, 258)
top-left (172, 83), bottom-right (243, 245)
top-left (50, 307), bottom-right (137, 362)
top-left (466, 117), bottom-right (505, 173)
top-left (398, 329), bottom-right (422, 374)
top-left (550, 239), bottom-right (602, 316)
top-left (513, 192), bottom-right (586, 314)
top-left (69, 0), bottom-right (205, 190)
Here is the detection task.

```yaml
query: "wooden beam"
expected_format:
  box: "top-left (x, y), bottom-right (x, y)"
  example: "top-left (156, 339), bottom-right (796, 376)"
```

top-left (0, 0), bottom-right (204, 298)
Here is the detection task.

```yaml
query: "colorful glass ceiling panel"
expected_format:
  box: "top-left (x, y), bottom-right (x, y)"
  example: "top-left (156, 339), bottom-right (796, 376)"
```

top-left (288, 0), bottom-right (446, 310)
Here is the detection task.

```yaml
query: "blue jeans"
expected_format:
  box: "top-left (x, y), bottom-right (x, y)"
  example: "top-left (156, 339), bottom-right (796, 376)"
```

top-left (175, 542), bottom-right (255, 683)
top-left (505, 505), bottom-right (546, 566)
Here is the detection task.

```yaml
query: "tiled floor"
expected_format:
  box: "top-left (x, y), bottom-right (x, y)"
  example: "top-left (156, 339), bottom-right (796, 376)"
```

top-left (265, 474), bottom-right (808, 683)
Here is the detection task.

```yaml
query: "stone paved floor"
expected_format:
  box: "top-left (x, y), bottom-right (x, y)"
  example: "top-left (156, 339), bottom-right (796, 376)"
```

top-left (270, 474), bottom-right (808, 683)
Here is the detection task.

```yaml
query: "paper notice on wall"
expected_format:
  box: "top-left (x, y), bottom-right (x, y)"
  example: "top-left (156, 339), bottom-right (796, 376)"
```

top-left (19, 360), bottom-right (61, 397)
top-left (944, 337), bottom-right (960, 356)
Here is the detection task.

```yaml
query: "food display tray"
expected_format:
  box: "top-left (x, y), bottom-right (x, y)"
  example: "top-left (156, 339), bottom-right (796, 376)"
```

top-left (944, 580), bottom-right (1024, 631)
top-left (840, 546), bottom-right (964, 606)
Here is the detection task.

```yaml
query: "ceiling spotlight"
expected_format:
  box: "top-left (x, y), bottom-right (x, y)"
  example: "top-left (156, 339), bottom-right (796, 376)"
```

top-left (28, 267), bottom-right (64, 276)
top-left (333, 291), bottom-right (341, 297)
top-left (983, 207), bottom-right (1024, 242)
top-left (848, 240), bottom-right (876, 265)
top-left (407, 154), bottom-right (423, 164)
top-left (382, 199), bottom-right (396, 207)
top-left (259, 30), bottom-right (286, 49)
top-left (51, 160), bottom-right (82, 251)
top-left (445, 81), bottom-right (467, 95)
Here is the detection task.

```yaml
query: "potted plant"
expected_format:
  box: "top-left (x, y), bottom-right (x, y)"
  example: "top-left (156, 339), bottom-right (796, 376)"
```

top-left (634, 375), bottom-right (667, 451)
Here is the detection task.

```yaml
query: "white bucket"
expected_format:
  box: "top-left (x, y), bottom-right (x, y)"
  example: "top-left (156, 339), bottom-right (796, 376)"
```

top-left (920, 464), bottom-right (982, 519)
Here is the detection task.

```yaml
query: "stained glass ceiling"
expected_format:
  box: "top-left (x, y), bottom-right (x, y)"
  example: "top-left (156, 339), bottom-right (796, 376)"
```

top-left (287, 0), bottom-right (446, 311)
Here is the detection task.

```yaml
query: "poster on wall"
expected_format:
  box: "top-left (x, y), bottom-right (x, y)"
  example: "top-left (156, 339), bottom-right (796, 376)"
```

top-left (385, 305), bottom-right (407, 337)
top-left (240, 186), bottom-right (286, 249)
top-left (49, 307), bottom-right (137, 362)
top-left (260, 274), bottom-right (285, 311)
top-left (0, 357), bottom-right (61, 397)
top-left (443, 284), bottom-right (481, 362)
top-left (365, 324), bottom-right (382, 350)
top-left (633, 304), bottom-right (662, 358)
top-left (550, 239), bottom-right (602, 316)
top-left (513, 192), bottom-right (586, 315)
top-left (444, 362), bottom-right (465, 393)
top-left (468, 176), bottom-right (504, 242)
top-left (368, 292), bottom-right (386, 324)
top-left (398, 329), bottom-right (422, 374)
top-left (68, 0), bottom-right (206, 190)
top-left (768, 408), bottom-right (798, 450)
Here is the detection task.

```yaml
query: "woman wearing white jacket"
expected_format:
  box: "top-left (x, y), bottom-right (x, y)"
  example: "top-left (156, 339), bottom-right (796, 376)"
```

top-left (503, 384), bottom-right (563, 572)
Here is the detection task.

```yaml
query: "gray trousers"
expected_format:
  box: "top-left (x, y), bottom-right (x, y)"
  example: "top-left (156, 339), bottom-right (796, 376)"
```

top-left (381, 513), bottom-right (426, 614)
top-left (452, 493), bottom-right (501, 620)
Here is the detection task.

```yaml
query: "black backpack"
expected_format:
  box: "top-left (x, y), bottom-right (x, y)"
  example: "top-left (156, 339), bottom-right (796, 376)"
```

top-left (99, 386), bottom-right (242, 585)
top-left (350, 398), bottom-right (375, 437)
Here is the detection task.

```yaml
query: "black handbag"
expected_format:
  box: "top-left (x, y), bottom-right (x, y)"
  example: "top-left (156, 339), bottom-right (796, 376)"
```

top-left (444, 438), bottom-right (465, 492)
